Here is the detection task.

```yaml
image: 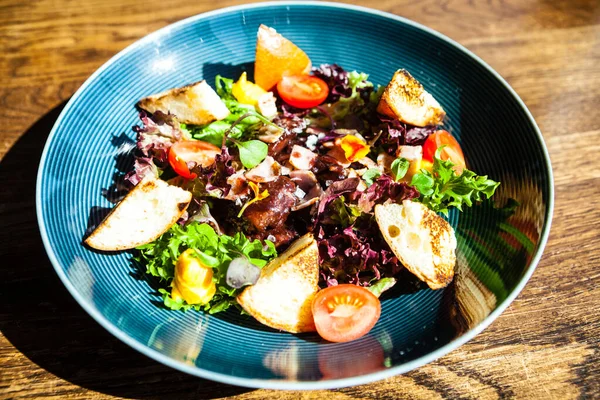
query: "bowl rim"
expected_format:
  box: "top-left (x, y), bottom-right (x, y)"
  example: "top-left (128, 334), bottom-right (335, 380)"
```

top-left (35, 0), bottom-right (554, 390)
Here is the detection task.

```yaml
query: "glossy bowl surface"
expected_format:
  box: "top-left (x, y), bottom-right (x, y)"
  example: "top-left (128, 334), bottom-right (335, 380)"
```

top-left (36, 1), bottom-right (553, 389)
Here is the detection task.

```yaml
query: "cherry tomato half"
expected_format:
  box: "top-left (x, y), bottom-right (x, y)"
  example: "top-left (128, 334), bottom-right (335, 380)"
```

top-left (422, 130), bottom-right (466, 172)
top-left (168, 140), bottom-right (220, 179)
top-left (276, 75), bottom-right (329, 109)
top-left (312, 284), bottom-right (381, 343)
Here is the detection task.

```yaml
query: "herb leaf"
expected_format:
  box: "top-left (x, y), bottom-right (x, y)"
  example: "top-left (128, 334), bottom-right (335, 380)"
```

top-left (235, 140), bottom-right (268, 169)
top-left (411, 173), bottom-right (435, 196)
top-left (390, 157), bottom-right (409, 181)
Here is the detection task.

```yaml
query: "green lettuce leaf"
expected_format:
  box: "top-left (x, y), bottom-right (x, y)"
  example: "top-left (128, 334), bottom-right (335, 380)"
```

top-left (135, 222), bottom-right (277, 313)
top-left (215, 75), bottom-right (235, 100)
top-left (330, 195), bottom-right (362, 227)
top-left (348, 71), bottom-right (371, 92)
top-left (187, 75), bottom-right (281, 147)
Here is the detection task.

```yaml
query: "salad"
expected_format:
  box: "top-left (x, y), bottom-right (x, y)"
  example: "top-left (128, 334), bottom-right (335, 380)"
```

top-left (85, 25), bottom-right (499, 343)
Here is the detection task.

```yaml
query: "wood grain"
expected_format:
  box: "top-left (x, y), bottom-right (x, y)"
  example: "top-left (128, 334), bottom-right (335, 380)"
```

top-left (1, 0), bottom-right (599, 399)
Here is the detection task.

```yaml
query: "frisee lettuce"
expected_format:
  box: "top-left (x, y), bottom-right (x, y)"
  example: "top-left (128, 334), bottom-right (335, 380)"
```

top-left (135, 222), bottom-right (277, 313)
top-left (348, 71), bottom-right (371, 93)
top-left (411, 147), bottom-right (500, 216)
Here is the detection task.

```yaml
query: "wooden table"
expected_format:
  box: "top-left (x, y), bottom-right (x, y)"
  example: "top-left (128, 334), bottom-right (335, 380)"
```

top-left (1, 0), bottom-right (598, 398)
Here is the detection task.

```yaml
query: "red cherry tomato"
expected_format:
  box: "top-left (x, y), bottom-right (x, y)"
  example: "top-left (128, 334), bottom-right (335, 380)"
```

top-left (168, 140), bottom-right (220, 179)
top-left (276, 75), bottom-right (329, 109)
top-left (422, 130), bottom-right (466, 172)
top-left (312, 284), bottom-right (381, 343)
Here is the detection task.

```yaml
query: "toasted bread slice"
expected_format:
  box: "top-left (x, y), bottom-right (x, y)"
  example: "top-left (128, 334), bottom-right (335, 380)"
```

top-left (237, 234), bottom-right (319, 333)
top-left (85, 176), bottom-right (192, 251)
top-left (138, 80), bottom-right (229, 125)
top-left (254, 24), bottom-right (312, 90)
top-left (377, 69), bottom-right (445, 127)
top-left (375, 200), bottom-right (456, 289)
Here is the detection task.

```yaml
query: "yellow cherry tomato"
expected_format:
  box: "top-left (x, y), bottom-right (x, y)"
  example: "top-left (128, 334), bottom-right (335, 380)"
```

top-left (232, 72), bottom-right (267, 106)
top-left (172, 249), bottom-right (216, 305)
top-left (401, 159), bottom-right (432, 183)
top-left (418, 159), bottom-right (433, 173)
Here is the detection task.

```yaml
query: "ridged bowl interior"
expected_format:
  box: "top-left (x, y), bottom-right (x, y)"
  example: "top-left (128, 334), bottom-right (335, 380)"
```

top-left (36, 2), bottom-right (552, 389)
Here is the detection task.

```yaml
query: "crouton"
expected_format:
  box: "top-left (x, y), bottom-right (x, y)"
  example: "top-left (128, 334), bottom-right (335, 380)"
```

top-left (377, 69), bottom-right (445, 127)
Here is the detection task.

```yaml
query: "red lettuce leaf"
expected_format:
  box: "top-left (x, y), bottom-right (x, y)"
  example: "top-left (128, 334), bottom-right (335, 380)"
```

top-left (377, 117), bottom-right (436, 149)
top-left (358, 174), bottom-right (420, 212)
top-left (312, 63), bottom-right (350, 103)
top-left (125, 111), bottom-right (181, 186)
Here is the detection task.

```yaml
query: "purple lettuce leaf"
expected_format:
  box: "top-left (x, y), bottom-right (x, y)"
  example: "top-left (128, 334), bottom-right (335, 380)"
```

top-left (358, 174), bottom-right (420, 213)
top-left (136, 111), bottom-right (182, 140)
top-left (312, 64), bottom-right (351, 103)
top-left (316, 178), bottom-right (360, 218)
top-left (376, 116), bottom-right (436, 149)
top-left (134, 111), bottom-right (182, 164)
top-left (317, 214), bottom-right (401, 286)
top-left (405, 126), bottom-right (436, 145)
top-left (272, 104), bottom-right (309, 135)
top-left (313, 175), bottom-right (413, 286)
top-left (187, 145), bottom-right (236, 198)
top-left (124, 156), bottom-right (158, 186)
top-left (124, 111), bottom-right (183, 187)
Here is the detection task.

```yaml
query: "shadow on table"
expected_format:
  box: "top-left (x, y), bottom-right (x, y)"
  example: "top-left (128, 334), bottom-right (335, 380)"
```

top-left (0, 102), bottom-right (254, 399)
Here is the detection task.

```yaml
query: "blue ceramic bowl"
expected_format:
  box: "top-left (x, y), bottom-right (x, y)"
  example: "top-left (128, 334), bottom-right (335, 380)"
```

top-left (36, 1), bottom-right (553, 389)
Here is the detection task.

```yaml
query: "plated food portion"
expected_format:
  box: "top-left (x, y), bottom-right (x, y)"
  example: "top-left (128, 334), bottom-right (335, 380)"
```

top-left (85, 24), bottom-right (500, 342)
